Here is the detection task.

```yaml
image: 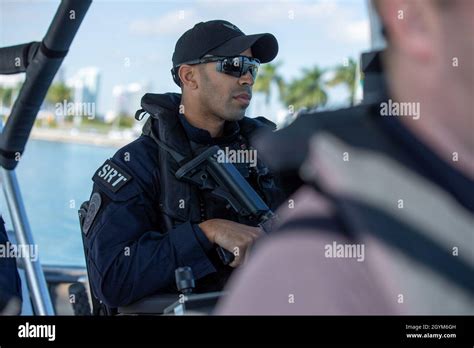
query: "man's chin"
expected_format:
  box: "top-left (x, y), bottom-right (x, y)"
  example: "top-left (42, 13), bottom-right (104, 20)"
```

top-left (221, 109), bottom-right (246, 121)
top-left (225, 113), bottom-right (245, 121)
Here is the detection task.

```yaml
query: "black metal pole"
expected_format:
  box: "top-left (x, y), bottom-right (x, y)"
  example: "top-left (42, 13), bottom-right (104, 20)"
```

top-left (0, 0), bottom-right (92, 170)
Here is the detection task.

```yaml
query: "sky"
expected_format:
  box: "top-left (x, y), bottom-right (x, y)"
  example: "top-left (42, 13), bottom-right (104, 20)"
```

top-left (0, 0), bottom-right (372, 124)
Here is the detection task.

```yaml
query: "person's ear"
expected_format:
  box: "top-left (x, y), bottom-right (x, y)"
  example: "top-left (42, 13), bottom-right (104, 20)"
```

top-left (178, 65), bottom-right (198, 89)
top-left (378, 0), bottom-right (439, 63)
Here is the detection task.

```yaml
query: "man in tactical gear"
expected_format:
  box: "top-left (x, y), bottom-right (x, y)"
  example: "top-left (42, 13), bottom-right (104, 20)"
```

top-left (217, 0), bottom-right (474, 314)
top-left (83, 20), bottom-right (285, 308)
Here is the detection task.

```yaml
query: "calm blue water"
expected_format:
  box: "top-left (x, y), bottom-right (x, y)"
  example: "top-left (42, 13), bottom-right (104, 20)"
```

top-left (0, 139), bottom-right (119, 266)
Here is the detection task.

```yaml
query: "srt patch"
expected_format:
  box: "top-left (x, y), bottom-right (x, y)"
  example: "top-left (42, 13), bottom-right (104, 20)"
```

top-left (93, 159), bottom-right (132, 193)
top-left (82, 192), bottom-right (101, 235)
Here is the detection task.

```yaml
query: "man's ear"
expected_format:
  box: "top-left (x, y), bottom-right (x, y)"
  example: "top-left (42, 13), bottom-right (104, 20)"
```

top-left (378, 0), bottom-right (438, 63)
top-left (178, 65), bottom-right (198, 90)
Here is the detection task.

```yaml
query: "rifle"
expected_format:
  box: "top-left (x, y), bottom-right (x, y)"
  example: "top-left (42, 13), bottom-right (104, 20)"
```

top-left (150, 132), bottom-right (276, 265)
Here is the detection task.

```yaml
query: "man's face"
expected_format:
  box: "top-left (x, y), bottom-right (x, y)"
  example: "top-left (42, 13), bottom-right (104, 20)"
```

top-left (197, 48), bottom-right (255, 122)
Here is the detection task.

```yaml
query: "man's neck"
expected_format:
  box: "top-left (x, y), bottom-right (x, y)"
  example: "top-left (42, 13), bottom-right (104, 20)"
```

top-left (394, 91), bottom-right (474, 180)
top-left (180, 101), bottom-right (225, 138)
top-left (387, 54), bottom-right (474, 180)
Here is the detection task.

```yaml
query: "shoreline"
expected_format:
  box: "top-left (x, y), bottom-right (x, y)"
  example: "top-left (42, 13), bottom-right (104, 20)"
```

top-left (30, 127), bottom-right (134, 148)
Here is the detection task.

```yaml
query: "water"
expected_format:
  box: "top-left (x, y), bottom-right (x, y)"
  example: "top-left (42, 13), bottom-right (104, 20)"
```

top-left (0, 139), bottom-right (119, 266)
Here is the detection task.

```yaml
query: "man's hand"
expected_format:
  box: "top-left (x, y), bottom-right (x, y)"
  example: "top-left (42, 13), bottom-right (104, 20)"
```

top-left (198, 219), bottom-right (263, 267)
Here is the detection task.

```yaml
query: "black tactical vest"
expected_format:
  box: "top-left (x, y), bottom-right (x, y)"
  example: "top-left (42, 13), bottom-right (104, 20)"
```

top-left (138, 92), bottom-right (285, 231)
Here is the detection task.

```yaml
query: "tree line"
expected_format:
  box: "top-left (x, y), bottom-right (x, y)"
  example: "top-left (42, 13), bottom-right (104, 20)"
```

top-left (254, 58), bottom-right (358, 111)
top-left (0, 57), bottom-right (358, 120)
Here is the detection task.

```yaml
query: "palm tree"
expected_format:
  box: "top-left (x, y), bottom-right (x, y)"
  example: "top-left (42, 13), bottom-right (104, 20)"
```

top-left (327, 58), bottom-right (357, 105)
top-left (0, 87), bottom-right (13, 108)
top-left (45, 82), bottom-right (72, 106)
top-left (253, 62), bottom-right (286, 105)
top-left (282, 66), bottom-right (328, 111)
top-left (45, 82), bottom-right (72, 126)
top-left (0, 84), bottom-right (22, 111)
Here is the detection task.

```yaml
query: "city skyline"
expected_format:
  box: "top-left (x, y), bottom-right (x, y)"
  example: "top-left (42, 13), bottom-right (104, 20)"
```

top-left (1, 0), bottom-right (371, 124)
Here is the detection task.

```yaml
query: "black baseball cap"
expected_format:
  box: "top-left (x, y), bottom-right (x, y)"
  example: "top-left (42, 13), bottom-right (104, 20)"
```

top-left (172, 20), bottom-right (278, 84)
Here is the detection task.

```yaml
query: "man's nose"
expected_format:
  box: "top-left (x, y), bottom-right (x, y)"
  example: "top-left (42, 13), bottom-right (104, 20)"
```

top-left (239, 71), bottom-right (254, 86)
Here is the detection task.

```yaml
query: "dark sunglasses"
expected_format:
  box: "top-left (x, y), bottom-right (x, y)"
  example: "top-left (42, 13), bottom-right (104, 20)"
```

top-left (172, 55), bottom-right (260, 86)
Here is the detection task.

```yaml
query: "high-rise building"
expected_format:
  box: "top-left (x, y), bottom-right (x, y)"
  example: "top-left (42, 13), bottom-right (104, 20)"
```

top-left (109, 82), bottom-right (150, 122)
top-left (67, 67), bottom-right (101, 113)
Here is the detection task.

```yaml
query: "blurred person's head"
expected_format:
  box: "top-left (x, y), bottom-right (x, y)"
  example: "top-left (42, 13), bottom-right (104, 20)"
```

top-left (373, 0), bottom-right (474, 176)
top-left (171, 20), bottom-right (278, 132)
